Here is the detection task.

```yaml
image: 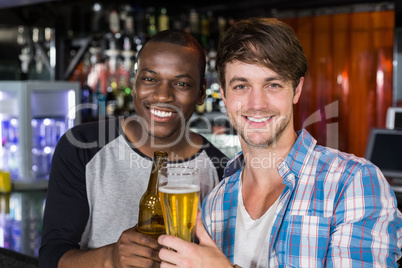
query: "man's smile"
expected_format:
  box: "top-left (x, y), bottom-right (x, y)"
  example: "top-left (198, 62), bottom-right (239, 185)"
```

top-left (149, 108), bottom-right (173, 118)
top-left (245, 115), bottom-right (274, 123)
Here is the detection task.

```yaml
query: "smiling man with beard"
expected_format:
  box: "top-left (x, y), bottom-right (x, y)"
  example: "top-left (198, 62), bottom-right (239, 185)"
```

top-left (39, 29), bottom-right (229, 268)
top-left (157, 18), bottom-right (402, 268)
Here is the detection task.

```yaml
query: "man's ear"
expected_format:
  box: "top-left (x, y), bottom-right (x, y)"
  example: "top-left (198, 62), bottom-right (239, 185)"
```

top-left (219, 86), bottom-right (226, 106)
top-left (196, 79), bottom-right (207, 105)
top-left (293, 77), bottom-right (304, 104)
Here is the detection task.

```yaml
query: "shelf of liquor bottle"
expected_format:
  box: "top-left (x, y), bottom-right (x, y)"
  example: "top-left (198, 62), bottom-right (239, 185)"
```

top-left (190, 112), bottom-right (231, 134)
top-left (190, 112), bottom-right (241, 159)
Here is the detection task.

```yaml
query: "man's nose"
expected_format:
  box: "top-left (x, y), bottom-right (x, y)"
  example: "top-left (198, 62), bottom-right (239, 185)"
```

top-left (154, 82), bottom-right (174, 102)
top-left (248, 88), bottom-right (269, 110)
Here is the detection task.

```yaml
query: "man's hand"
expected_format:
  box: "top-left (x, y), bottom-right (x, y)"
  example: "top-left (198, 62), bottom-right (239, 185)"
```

top-left (111, 225), bottom-right (162, 268)
top-left (59, 225), bottom-right (162, 268)
top-left (158, 212), bottom-right (233, 268)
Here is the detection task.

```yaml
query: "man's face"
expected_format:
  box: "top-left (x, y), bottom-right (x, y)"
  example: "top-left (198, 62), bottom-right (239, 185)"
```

top-left (132, 42), bottom-right (205, 141)
top-left (221, 60), bottom-right (303, 149)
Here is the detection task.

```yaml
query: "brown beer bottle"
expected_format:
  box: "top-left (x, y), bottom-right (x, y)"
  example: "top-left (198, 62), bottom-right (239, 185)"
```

top-left (137, 151), bottom-right (168, 239)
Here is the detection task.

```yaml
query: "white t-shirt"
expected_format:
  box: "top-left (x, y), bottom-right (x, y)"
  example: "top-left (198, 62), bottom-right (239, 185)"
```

top-left (234, 180), bottom-right (279, 268)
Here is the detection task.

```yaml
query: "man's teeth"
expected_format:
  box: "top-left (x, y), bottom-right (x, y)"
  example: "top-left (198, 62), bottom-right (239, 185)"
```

top-left (150, 109), bottom-right (173, 118)
top-left (247, 116), bottom-right (272, 123)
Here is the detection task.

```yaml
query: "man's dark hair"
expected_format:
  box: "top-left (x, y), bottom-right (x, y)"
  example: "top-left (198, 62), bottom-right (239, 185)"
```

top-left (137, 29), bottom-right (206, 83)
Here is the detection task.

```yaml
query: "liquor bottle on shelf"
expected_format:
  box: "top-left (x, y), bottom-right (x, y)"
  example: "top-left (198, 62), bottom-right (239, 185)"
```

top-left (170, 12), bottom-right (186, 30)
top-left (92, 81), bottom-right (106, 120)
top-left (17, 26), bottom-right (31, 81)
top-left (195, 97), bottom-right (206, 115)
top-left (117, 67), bottom-right (134, 117)
top-left (134, 5), bottom-right (147, 47)
top-left (80, 82), bottom-right (93, 123)
top-left (200, 12), bottom-right (210, 50)
top-left (32, 27), bottom-right (44, 75)
top-left (108, 7), bottom-right (120, 37)
top-left (146, 7), bottom-right (157, 40)
top-left (158, 7), bottom-right (169, 32)
top-left (208, 11), bottom-right (219, 50)
top-left (121, 86), bottom-right (134, 117)
top-left (86, 46), bottom-right (102, 90)
top-left (205, 89), bottom-right (214, 114)
top-left (86, 45), bottom-right (107, 121)
top-left (116, 11), bottom-right (135, 117)
top-left (105, 5), bottom-right (121, 78)
top-left (137, 151), bottom-right (168, 239)
top-left (218, 16), bottom-right (227, 41)
top-left (212, 84), bottom-right (224, 113)
top-left (105, 78), bottom-right (118, 118)
top-left (188, 9), bottom-right (200, 42)
top-left (104, 31), bottom-right (120, 76)
top-left (90, 2), bottom-right (107, 35)
top-left (104, 35), bottom-right (120, 118)
top-left (120, 7), bottom-right (135, 86)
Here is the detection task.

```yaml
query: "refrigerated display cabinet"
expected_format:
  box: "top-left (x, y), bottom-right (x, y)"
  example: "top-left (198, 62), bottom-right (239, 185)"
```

top-left (0, 81), bottom-right (80, 190)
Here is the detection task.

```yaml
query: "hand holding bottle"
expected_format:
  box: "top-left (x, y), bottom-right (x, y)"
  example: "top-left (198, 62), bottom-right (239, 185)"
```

top-left (110, 225), bottom-right (162, 267)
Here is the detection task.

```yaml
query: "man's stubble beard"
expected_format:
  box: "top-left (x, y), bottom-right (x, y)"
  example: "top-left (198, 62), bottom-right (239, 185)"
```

top-left (230, 110), bottom-right (292, 149)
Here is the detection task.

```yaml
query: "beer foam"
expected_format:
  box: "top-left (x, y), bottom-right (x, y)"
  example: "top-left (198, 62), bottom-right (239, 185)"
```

top-left (159, 185), bottom-right (200, 194)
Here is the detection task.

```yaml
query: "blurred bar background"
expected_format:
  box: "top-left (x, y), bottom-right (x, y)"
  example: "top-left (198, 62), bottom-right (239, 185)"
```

top-left (0, 0), bottom-right (400, 261)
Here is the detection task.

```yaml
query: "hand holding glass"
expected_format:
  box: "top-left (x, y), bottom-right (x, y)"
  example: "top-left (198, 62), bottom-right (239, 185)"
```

top-left (158, 166), bottom-right (200, 242)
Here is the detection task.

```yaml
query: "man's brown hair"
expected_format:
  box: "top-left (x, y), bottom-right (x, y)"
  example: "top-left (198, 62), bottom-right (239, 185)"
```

top-left (216, 17), bottom-right (308, 92)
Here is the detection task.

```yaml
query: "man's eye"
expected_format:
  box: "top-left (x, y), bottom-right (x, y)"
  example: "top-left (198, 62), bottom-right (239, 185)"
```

top-left (270, 83), bottom-right (280, 88)
top-left (176, 82), bottom-right (190, 87)
top-left (142, 77), bottom-right (155, 82)
top-left (234, 85), bottom-right (246, 90)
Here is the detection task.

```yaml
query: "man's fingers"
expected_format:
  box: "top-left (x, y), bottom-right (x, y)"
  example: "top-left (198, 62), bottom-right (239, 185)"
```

top-left (132, 226), bottom-right (162, 251)
top-left (159, 247), bottom-right (180, 267)
top-left (133, 243), bottom-right (162, 262)
top-left (160, 261), bottom-right (177, 268)
top-left (119, 226), bottom-right (162, 263)
top-left (158, 234), bottom-right (192, 253)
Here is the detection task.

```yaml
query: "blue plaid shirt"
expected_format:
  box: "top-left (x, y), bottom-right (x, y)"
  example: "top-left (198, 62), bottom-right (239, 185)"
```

top-left (202, 129), bottom-right (402, 267)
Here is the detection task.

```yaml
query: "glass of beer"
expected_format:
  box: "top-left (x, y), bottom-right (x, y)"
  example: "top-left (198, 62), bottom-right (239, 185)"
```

top-left (158, 166), bottom-right (200, 242)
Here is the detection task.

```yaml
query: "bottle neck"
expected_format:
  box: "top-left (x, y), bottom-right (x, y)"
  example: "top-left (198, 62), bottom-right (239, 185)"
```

top-left (146, 154), bottom-right (167, 194)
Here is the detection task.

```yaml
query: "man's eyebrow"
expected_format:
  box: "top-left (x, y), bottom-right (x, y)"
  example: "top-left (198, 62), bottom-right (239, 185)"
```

top-left (228, 76), bottom-right (248, 85)
top-left (139, 69), bottom-right (194, 80)
top-left (139, 68), bottom-right (157, 75)
top-left (228, 75), bottom-right (284, 85)
top-left (176, 73), bottom-right (194, 80)
top-left (264, 76), bottom-right (285, 82)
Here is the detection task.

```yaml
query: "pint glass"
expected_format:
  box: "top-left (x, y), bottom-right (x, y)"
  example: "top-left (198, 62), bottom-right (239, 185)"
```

top-left (158, 166), bottom-right (200, 242)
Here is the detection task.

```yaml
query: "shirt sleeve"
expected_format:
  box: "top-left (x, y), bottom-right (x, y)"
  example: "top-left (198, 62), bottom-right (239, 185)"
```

top-left (326, 163), bottom-right (402, 267)
top-left (38, 132), bottom-right (90, 268)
